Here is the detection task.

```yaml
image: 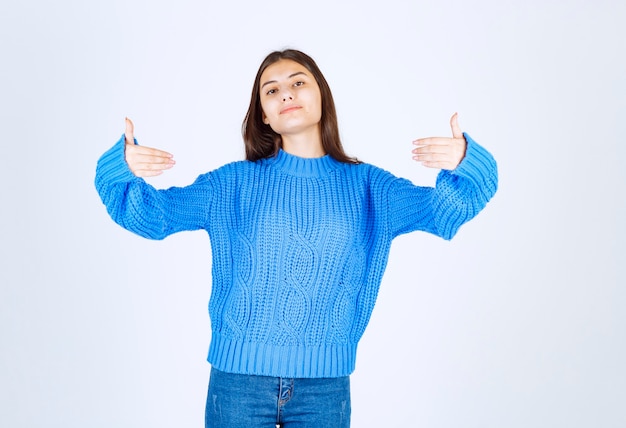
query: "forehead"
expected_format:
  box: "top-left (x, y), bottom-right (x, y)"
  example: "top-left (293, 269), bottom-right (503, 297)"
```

top-left (260, 59), bottom-right (310, 84)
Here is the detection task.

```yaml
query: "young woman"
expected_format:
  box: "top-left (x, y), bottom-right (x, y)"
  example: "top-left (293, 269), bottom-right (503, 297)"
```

top-left (95, 49), bottom-right (498, 427)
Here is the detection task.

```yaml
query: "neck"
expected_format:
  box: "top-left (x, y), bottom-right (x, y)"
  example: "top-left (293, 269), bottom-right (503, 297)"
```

top-left (280, 126), bottom-right (325, 158)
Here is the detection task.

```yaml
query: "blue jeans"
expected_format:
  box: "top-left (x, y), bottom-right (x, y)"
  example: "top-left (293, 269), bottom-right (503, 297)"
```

top-left (205, 367), bottom-right (351, 427)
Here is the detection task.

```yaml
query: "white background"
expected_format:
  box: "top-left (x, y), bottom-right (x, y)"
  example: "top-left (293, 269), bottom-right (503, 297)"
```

top-left (1, 0), bottom-right (624, 427)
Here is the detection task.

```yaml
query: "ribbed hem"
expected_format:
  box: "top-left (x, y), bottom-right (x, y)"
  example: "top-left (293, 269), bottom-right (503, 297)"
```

top-left (207, 333), bottom-right (357, 378)
top-left (452, 133), bottom-right (498, 192)
top-left (95, 134), bottom-right (139, 186)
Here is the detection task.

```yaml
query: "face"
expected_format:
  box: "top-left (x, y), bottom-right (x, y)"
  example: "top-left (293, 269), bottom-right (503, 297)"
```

top-left (259, 59), bottom-right (322, 138)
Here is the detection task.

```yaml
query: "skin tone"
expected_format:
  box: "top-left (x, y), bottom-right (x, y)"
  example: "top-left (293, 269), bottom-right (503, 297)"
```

top-left (124, 117), bottom-right (175, 177)
top-left (412, 112), bottom-right (467, 170)
top-left (258, 59), bottom-right (324, 158)
top-left (123, 63), bottom-right (467, 176)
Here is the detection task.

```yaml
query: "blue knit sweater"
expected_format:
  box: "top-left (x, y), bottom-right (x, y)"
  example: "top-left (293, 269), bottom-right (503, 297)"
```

top-left (95, 133), bottom-right (497, 378)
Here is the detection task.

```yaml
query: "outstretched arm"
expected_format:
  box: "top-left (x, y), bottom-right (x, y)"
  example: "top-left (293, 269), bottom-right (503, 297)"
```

top-left (387, 113), bottom-right (498, 240)
top-left (95, 118), bottom-right (212, 240)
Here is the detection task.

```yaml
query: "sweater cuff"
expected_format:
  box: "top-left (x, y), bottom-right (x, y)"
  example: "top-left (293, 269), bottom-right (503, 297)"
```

top-left (95, 134), bottom-right (140, 185)
top-left (450, 132), bottom-right (498, 190)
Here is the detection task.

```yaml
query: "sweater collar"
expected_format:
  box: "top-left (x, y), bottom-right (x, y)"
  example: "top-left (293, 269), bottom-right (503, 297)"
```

top-left (264, 149), bottom-right (342, 178)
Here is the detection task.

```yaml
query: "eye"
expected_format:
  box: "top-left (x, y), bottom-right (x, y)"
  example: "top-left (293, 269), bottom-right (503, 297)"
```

top-left (293, 81), bottom-right (305, 87)
top-left (265, 88), bottom-right (277, 95)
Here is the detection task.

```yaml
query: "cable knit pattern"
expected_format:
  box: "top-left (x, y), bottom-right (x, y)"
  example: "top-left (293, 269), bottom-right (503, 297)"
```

top-left (95, 132), bottom-right (497, 378)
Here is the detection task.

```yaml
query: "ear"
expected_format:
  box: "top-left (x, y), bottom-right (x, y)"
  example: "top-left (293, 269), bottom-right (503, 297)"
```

top-left (263, 115), bottom-right (270, 125)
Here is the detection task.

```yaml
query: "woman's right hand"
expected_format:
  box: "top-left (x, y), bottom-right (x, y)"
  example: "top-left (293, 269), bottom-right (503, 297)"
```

top-left (124, 117), bottom-right (175, 177)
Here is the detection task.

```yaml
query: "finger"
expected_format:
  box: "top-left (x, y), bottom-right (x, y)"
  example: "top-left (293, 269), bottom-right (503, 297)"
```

top-left (132, 161), bottom-right (176, 172)
top-left (125, 117), bottom-right (135, 145)
top-left (125, 144), bottom-right (176, 177)
top-left (412, 145), bottom-right (454, 155)
top-left (416, 160), bottom-right (457, 170)
top-left (413, 137), bottom-right (456, 146)
top-left (450, 112), bottom-right (463, 139)
top-left (127, 144), bottom-right (174, 159)
top-left (129, 153), bottom-right (176, 166)
top-left (126, 154), bottom-right (176, 172)
top-left (412, 152), bottom-right (454, 163)
top-left (412, 153), bottom-right (457, 169)
top-left (127, 159), bottom-right (175, 177)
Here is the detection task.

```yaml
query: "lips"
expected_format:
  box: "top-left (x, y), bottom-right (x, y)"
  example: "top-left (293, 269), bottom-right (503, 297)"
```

top-left (280, 105), bottom-right (302, 115)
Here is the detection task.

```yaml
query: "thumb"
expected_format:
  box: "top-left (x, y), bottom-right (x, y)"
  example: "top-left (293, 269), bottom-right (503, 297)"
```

top-left (124, 117), bottom-right (135, 145)
top-left (450, 112), bottom-right (463, 139)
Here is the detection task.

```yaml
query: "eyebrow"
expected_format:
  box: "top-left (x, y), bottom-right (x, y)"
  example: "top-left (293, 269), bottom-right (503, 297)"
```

top-left (261, 71), bottom-right (308, 89)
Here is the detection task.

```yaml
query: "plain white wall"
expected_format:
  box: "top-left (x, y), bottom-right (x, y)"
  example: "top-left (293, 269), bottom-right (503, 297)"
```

top-left (1, 0), bottom-right (624, 427)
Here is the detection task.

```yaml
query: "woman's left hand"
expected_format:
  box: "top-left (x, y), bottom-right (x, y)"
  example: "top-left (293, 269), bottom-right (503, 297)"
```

top-left (412, 113), bottom-right (467, 170)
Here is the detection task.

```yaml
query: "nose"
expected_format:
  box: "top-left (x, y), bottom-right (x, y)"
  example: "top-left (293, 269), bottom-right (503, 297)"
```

top-left (281, 88), bottom-right (294, 102)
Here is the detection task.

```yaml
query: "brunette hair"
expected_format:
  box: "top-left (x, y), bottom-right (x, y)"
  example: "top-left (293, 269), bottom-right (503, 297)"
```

top-left (242, 49), bottom-right (359, 163)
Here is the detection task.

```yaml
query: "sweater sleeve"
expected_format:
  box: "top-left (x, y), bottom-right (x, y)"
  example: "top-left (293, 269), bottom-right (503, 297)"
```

top-left (94, 135), bottom-right (214, 240)
top-left (387, 133), bottom-right (498, 240)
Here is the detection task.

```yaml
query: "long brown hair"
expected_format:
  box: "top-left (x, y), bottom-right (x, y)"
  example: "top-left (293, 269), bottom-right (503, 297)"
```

top-left (242, 49), bottom-right (359, 164)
